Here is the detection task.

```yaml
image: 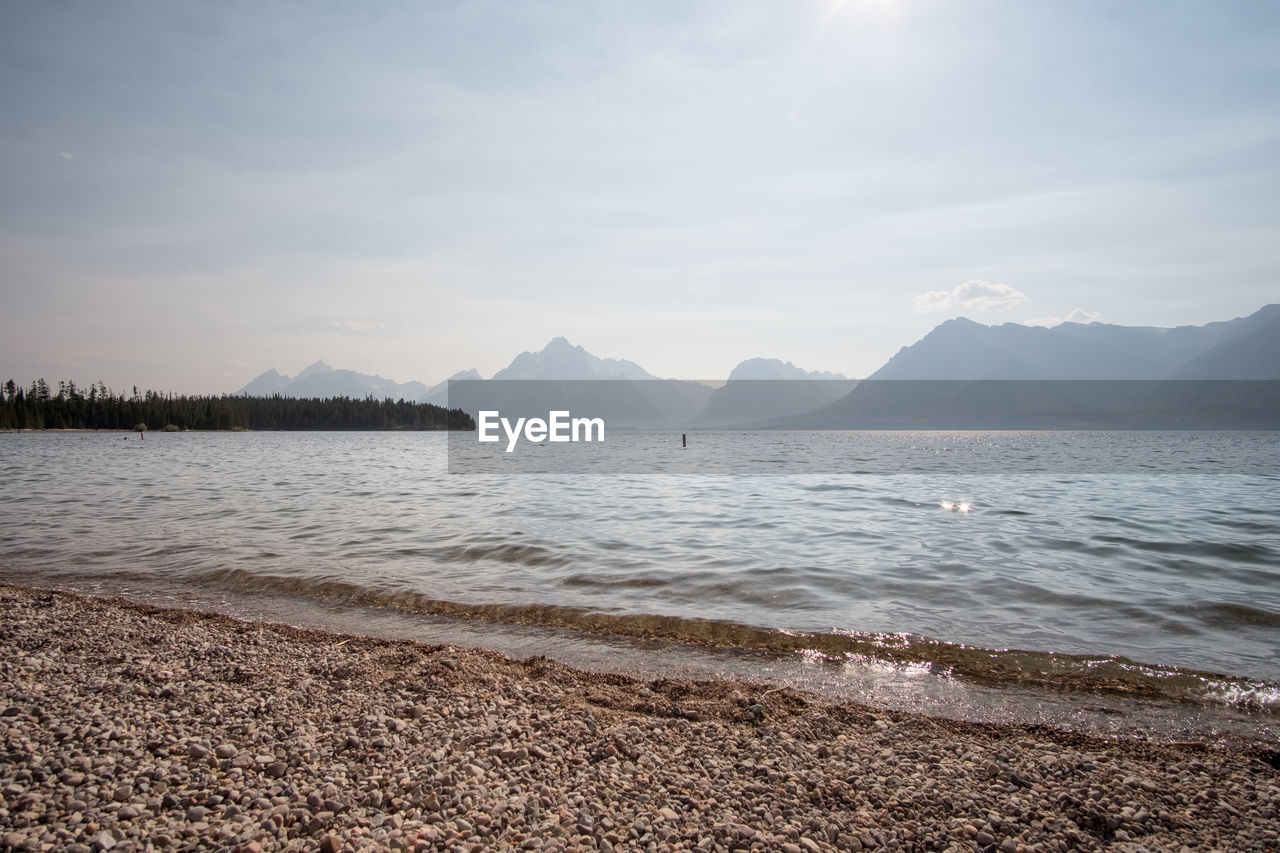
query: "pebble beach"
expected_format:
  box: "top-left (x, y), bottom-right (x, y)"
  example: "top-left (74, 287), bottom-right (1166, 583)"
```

top-left (1, 584), bottom-right (1277, 852)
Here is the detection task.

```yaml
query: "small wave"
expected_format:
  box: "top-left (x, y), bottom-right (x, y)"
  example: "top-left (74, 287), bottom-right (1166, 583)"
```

top-left (428, 541), bottom-right (573, 568)
top-left (1202, 680), bottom-right (1280, 711)
top-left (181, 567), bottom-right (1280, 713)
top-left (560, 573), bottom-right (669, 590)
top-left (1188, 602), bottom-right (1280, 630)
top-left (1098, 535), bottom-right (1277, 565)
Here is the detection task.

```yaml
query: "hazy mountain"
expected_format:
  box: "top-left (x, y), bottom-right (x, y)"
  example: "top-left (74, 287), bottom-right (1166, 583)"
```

top-left (772, 379), bottom-right (1280, 430)
top-left (449, 380), bottom-right (687, 430)
top-left (285, 369), bottom-right (430, 401)
top-left (455, 339), bottom-right (710, 427)
top-left (427, 344), bottom-right (854, 426)
top-left (870, 304), bottom-right (1280, 380)
top-left (692, 359), bottom-right (853, 426)
top-left (293, 359), bottom-right (335, 382)
top-left (774, 304), bottom-right (1280, 429)
top-left (492, 337), bottom-right (659, 380)
top-left (870, 318), bottom-right (1161, 379)
top-left (237, 367), bottom-right (292, 397)
top-left (232, 335), bottom-right (665, 410)
top-left (727, 358), bottom-right (847, 381)
top-left (232, 304), bottom-right (1278, 428)
top-left (235, 360), bottom-right (442, 402)
top-left (420, 369), bottom-right (484, 408)
top-left (693, 380), bottom-right (858, 427)
top-left (1172, 304), bottom-right (1280, 379)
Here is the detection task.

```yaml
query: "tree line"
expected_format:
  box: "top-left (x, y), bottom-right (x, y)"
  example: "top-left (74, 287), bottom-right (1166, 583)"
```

top-left (0, 379), bottom-right (475, 431)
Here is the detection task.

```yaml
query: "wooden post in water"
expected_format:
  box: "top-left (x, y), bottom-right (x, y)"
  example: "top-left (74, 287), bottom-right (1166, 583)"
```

top-left (682, 433), bottom-right (686, 447)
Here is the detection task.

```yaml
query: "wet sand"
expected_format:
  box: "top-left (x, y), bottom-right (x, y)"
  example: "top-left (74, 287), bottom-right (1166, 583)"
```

top-left (1, 583), bottom-right (1277, 852)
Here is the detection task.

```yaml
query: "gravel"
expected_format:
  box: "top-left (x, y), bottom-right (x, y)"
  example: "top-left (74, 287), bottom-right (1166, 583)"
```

top-left (1, 583), bottom-right (1277, 852)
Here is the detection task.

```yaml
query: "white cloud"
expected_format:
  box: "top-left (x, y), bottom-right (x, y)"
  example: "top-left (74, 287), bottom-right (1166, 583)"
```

top-left (1064, 308), bottom-right (1101, 324)
top-left (952, 280), bottom-right (1028, 311)
top-left (59, 152), bottom-right (74, 160)
top-left (1026, 308), bottom-right (1101, 327)
top-left (914, 290), bottom-right (952, 313)
top-left (915, 280), bottom-right (1028, 313)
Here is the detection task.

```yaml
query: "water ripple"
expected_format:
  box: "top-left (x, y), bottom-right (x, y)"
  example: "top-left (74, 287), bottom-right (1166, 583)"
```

top-left (2, 430), bottom-right (1278, 698)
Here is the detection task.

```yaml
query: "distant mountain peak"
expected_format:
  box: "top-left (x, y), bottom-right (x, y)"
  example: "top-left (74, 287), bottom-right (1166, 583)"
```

top-left (237, 367), bottom-right (293, 397)
top-left (295, 359), bottom-right (334, 380)
top-left (234, 359), bottom-right (433, 401)
top-left (492, 337), bottom-right (658, 380)
top-left (728, 358), bottom-right (847, 381)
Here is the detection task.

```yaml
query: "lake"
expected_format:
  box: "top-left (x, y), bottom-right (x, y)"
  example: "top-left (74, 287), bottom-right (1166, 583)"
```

top-left (2, 430), bottom-right (1277, 742)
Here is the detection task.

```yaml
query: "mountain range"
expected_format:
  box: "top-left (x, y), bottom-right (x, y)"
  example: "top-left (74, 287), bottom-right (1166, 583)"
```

top-left (871, 303), bottom-right (1280, 380)
top-left (234, 341), bottom-right (846, 400)
top-left (234, 304), bottom-right (1280, 427)
top-left (492, 337), bottom-right (656, 381)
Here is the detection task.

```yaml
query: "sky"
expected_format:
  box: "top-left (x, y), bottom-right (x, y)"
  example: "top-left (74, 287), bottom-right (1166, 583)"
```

top-left (2, 0), bottom-right (1278, 393)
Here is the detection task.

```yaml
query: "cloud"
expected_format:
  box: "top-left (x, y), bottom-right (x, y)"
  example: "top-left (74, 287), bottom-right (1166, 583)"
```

top-left (1064, 308), bottom-right (1101, 324)
top-left (952, 280), bottom-right (1028, 311)
top-left (1026, 308), bottom-right (1101, 328)
top-left (914, 290), bottom-right (952, 313)
top-left (915, 280), bottom-right (1028, 313)
top-left (59, 152), bottom-right (74, 160)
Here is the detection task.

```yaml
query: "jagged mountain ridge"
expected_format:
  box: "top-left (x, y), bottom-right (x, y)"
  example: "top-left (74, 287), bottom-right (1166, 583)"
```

top-left (781, 303), bottom-right (1280, 429)
top-left (728, 358), bottom-right (847, 381)
top-left (234, 343), bottom-right (849, 405)
top-left (491, 337), bottom-right (658, 380)
top-left (1172, 305), bottom-right (1280, 379)
top-left (232, 304), bottom-right (1278, 417)
top-left (871, 304), bottom-right (1280, 379)
top-left (235, 360), bottom-right (436, 403)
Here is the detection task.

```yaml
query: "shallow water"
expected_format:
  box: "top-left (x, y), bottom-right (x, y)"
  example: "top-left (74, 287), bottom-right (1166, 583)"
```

top-left (2, 430), bottom-right (1278, 740)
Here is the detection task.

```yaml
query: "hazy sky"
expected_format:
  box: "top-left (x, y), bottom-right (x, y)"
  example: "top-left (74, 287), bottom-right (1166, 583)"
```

top-left (3, 1), bottom-right (1278, 392)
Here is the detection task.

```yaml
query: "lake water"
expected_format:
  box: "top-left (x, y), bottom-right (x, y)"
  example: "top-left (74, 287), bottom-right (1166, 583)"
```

top-left (2, 430), bottom-right (1278, 742)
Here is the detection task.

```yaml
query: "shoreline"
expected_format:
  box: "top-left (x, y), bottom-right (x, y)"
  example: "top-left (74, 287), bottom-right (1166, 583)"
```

top-left (2, 584), bottom-right (1277, 852)
top-left (9, 570), bottom-right (1277, 747)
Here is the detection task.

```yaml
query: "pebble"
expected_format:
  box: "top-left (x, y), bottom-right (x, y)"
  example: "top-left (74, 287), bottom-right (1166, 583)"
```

top-left (1, 584), bottom-right (1274, 853)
